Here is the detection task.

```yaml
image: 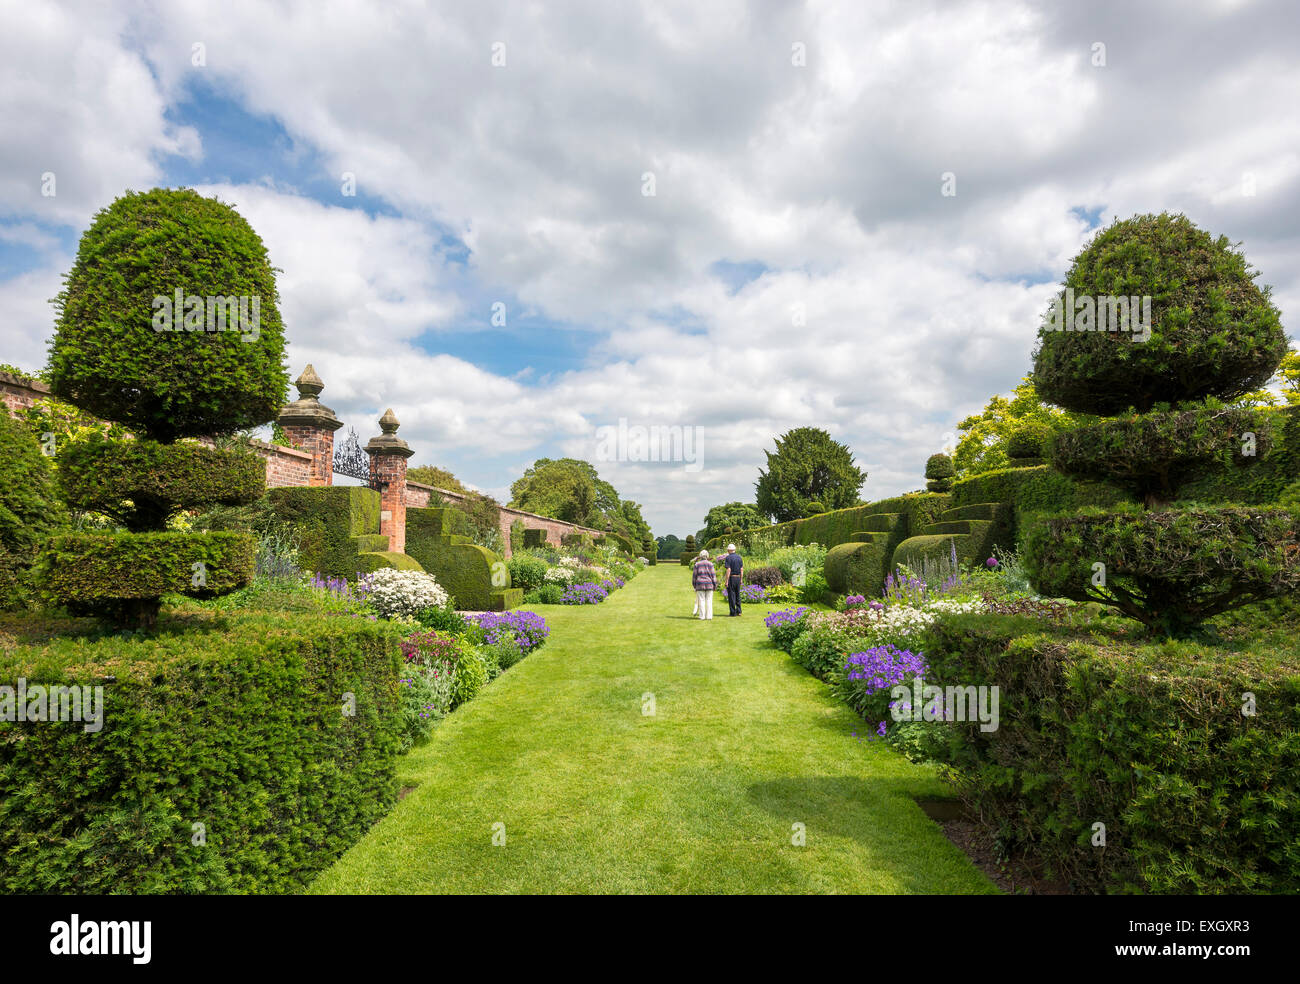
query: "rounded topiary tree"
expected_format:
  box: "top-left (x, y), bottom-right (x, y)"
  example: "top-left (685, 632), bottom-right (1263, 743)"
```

top-left (1005, 422), bottom-right (1053, 463)
top-left (0, 412), bottom-right (67, 608)
top-left (1025, 213), bottom-right (1298, 637)
top-left (41, 188), bottom-right (286, 625)
top-left (805, 500), bottom-right (826, 517)
top-left (925, 453), bottom-right (955, 492)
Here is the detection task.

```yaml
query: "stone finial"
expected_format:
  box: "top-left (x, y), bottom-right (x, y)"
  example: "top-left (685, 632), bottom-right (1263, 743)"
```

top-left (294, 364), bottom-right (324, 399)
top-left (278, 364), bottom-right (343, 432)
top-left (365, 407), bottom-right (414, 458)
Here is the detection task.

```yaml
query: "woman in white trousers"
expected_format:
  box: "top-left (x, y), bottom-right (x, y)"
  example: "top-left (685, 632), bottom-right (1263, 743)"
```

top-left (691, 550), bottom-right (718, 620)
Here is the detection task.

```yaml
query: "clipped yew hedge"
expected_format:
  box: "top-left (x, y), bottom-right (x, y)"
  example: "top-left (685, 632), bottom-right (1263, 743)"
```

top-left (0, 609), bottom-right (407, 893)
top-left (921, 613), bottom-right (1300, 894)
top-left (57, 433), bottom-right (265, 529)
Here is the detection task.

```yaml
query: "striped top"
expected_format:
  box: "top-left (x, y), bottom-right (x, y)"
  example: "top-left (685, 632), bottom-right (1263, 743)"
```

top-left (692, 558), bottom-right (718, 590)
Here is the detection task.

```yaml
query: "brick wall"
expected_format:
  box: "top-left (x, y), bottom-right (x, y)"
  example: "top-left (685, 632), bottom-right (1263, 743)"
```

top-left (0, 371), bottom-right (50, 415)
top-left (404, 481), bottom-right (605, 558)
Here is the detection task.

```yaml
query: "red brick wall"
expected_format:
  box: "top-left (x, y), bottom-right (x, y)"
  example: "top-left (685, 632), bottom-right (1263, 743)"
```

top-left (0, 371), bottom-right (51, 415)
top-left (280, 423), bottom-right (335, 486)
top-left (404, 481), bottom-right (604, 558)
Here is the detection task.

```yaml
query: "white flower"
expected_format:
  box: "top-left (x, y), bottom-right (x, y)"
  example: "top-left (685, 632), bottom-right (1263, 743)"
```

top-left (364, 569), bottom-right (450, 618)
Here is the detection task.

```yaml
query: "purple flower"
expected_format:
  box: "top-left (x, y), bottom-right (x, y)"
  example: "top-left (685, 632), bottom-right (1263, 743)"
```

top-left (986, 557), bottom-right (998, 568)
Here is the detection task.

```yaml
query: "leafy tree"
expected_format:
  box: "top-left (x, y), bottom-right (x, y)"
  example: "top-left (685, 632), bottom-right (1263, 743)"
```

top-left (407, 465), bottom-right (465, 491)
top-left (509, 457), bottom-right (649, 540)
top-left (1278, 348), bottom-right (1300, 406)
top-left (697, 502), bottom-right (768, 543)
top-left (953, 376), bottom-right (1088, 476)
top-left (655, 534), bottom-right (684, 559)
top-left (1033, 212), bottom-right (1286, 416)
top-left (754, 427), bottom-right (865, 523)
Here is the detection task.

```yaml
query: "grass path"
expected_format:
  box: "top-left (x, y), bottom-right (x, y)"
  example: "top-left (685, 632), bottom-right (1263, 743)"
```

top-left (310, 565), bottom-right (997, 894)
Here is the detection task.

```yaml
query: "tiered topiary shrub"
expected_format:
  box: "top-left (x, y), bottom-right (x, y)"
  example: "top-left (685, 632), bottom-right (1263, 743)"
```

top-left (1025, 212), bottom-right (1298, 636)
top-left (680, 534), bottom-right (696, 565)
top-left (641, 533), bottom-right (657, 565)
top-left (39, 188), bottom-right (288, 626)
top-left (924, 453), bottom-right (954, 492)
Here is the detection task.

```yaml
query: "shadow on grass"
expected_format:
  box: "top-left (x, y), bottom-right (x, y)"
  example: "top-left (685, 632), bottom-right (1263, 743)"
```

top-left (744, 775), bottom-right (991, 893)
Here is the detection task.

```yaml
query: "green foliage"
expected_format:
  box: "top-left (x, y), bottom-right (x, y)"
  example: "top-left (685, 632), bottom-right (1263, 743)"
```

top-left (925, 453), bottom-right (955, 493)
top-left (509, 457), bottom-right (649, 542)
top-left (405, 507), bottom-right (517, 611)
top-left (698, 501), bottom-right (768, 543)
top-left (451, 643), bottom-right (490, 708)
top-left (267, 485), bottom-right (382, 578)
top-left (790, 622), bottom-right (859, 681)
top-left (1050, 405), bottom-right (1272, 506)
top-left (920, 614), bottom-right (1300, 893)
top-left (1006, 421), bottom-right (1055, 459)
top-left (406, 465), bottom-right (464, 491)
top-left (0, 411), bottom-right (67, 608)
top-left (506, 554), bottom-right (548, 592)
top-left (0, 608), bottom-right (406, 893)
top-left (656, 534), bottom-right (684, 559)
top-left (755, 427), bottom-right (866, 522)
top-left (1023, 505), bottom-right (1300, 637)
top-left (57, 432), bottom-right (264, 530)
top-left (953, 376), bottom-right (1088, 477)
top-left (36, 531), bottom-right (256, 622)
top-left (1033, 212), bottom-right (1288, 416)
top-left (48, 188), bottom-right (289, 442)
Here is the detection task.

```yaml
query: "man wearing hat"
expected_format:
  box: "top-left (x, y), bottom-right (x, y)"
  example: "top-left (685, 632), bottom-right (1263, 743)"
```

top-left (723, 543), bottom-right (744, 617)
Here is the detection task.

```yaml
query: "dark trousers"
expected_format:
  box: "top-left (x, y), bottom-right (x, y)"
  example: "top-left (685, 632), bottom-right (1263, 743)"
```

top-left (726, 580), bottom-right (742, 615)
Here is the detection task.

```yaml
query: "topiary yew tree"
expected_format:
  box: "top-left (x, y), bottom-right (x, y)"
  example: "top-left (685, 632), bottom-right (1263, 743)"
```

top-left (925, 453), bottom-right (955, 492)
top-left (1025, 212), bottom-right (1298, 637)
top-left (40, 188), bottom-right (287, 625)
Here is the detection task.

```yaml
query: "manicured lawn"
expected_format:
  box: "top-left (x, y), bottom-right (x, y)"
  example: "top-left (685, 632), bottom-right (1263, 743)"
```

top-left (309, 565), bottom-right (997, 894)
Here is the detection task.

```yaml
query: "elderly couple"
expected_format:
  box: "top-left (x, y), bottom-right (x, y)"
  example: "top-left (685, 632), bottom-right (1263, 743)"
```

top-left (690, 544), bottom-right (743, 620)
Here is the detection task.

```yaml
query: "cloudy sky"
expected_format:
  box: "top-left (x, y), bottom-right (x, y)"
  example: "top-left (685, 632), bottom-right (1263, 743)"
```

top-left (2, 0), bottom-right (1297, 535)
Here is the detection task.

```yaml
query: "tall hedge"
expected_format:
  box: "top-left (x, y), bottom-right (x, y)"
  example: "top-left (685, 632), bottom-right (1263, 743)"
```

top-left (0, 608), bottom-right (406, 893)
top-left (406, 507), bottom-right (521, 611)
top-left (921, 613), bottom-right (1300, 894)
top-left (0, 412), bottom-right (66, 608)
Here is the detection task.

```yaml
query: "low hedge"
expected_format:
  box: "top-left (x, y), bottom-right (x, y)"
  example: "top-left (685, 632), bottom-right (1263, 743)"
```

top-left (920, 613), bottom-right (1300, 894)
top-left (57, 434), bottom-right (264, 527)
top-left (705, 492), bottom-right (950, 555)
top-left (0, 608), bottom-right (407, 893)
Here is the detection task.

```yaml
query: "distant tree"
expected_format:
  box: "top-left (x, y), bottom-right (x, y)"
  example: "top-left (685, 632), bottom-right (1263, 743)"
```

top-left (656, 534), bottom-right (684, 559)
top-left (755, 427), bottom-right (865, 523)
top-left (1279, 348), bottom-right (1300, 406)
top-left (509, 457), bottom-right (649, 540)
top-left (407, 464), bottom-right (465, 491)
top-left (698, 502), bottom-right (768, 543)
